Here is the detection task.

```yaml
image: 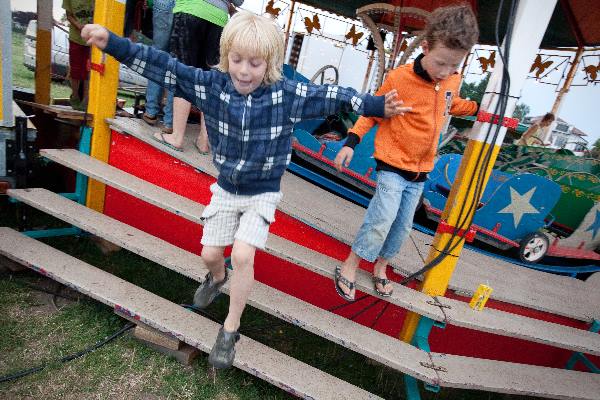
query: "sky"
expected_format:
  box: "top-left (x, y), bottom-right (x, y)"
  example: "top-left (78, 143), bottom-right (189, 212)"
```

top-left (10, 0), bottom-right (600, 147)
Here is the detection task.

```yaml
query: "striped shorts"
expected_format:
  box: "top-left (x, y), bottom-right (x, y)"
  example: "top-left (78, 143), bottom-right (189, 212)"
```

top-left (200, 183), bottom-right (283, 249)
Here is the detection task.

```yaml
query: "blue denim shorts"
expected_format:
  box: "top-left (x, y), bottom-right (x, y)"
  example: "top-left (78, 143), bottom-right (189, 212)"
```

top-left (352, 170), bottom-right (424, 262)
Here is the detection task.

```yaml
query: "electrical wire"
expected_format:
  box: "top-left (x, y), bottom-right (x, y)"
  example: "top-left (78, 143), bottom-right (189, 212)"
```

top-left (0, 322), bottom-right (135, 384)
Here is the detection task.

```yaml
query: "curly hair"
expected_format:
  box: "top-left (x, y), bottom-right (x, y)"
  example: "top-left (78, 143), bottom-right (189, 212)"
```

top-left (423, 4), bottom-right (479, 51)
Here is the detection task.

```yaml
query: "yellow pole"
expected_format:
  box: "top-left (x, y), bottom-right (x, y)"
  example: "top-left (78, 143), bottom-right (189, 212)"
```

top-left (399, 0), bottom-right (558, 343)
top-left (85, 0), bottom-right (126, 212)
top-left (35, 1), bottom-right (53, 105)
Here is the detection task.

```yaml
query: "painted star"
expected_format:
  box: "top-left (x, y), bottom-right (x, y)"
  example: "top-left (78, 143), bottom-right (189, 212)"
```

top-left (585, 210), bottom-right (600, 239)
top-left (498, 187), bottom-right (541, 228)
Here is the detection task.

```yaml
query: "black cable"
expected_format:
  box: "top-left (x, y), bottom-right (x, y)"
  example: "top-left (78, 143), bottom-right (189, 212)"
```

top-left (400, 0), bottom-right (519, 285)
top-left (0, 322), bottom-right (135, 384)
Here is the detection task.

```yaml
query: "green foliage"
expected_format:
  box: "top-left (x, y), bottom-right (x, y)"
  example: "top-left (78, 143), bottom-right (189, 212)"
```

top-left (513, 103), bottom-right (531, 120)
top-left (460, 74), bottom-right (490, 104)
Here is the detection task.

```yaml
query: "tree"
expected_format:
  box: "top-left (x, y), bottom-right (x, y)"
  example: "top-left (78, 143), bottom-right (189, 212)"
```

top-left (590, 138), bottom-right (600, 159)
top-left (460, 74), bottom-right (489, 104)
top-left (512, 103), bottom-right (531, 120)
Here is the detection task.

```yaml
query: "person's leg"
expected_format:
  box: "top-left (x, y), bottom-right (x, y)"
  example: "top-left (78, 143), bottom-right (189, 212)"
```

top-left (68, 40), bottom-right (86, 109)
top-left (375, 180), bottom-right (424, 292)
top-left (193, 21), bottom-right (223, 154)
top-left (338, 171), bottom-right (403, 299)
top-left (153, 12), bottom-right (199, 148)
top-left (200, 245), bottom-right (227, 282)
top-left (144, 0), bottom-right (174, 124)
top-left (223, 240), bottom-right (256, 333)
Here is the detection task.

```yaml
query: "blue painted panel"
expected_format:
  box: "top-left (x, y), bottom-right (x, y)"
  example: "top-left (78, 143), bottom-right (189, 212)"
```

top-left (473, 173), bottom-right (561, 241)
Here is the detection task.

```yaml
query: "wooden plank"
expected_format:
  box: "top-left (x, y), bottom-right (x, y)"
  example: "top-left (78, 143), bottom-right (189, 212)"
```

top-left (26, 151), bottom-right (600, 356)
top-left (6, 188), bottom-right (435, 381)
top-left (3, 226), bottom-right (600, 400)
top-left (106, 118), bottom-right (599, 323)
top-left (0, 228), bottom-right (382, 400)
top-left (431, 353), bottom-right (600, 400)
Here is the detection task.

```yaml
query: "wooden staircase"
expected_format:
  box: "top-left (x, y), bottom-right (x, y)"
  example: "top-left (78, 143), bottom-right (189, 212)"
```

top-left (1, 144), bottom-right (599, 399)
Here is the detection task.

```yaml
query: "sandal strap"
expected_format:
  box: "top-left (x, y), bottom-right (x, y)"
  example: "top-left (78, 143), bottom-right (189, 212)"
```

top-left (373, 277), bottom-right (390, 286)
top-left (335, 267), bottom-right (355, 289)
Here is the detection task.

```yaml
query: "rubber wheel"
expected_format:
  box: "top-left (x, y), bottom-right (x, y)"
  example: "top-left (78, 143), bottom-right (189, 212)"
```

top-left (519, 232), bottom-right (549, 263)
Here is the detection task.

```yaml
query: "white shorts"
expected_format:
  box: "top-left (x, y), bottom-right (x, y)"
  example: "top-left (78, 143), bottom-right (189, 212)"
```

top-left (200, 183), bottom-right (283, 249)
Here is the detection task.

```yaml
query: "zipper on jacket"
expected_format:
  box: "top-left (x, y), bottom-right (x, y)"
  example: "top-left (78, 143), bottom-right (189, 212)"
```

top-left (232, 94), bottom-right (250, 194)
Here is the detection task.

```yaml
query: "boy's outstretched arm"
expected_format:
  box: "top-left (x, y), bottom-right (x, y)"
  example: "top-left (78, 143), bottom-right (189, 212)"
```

top-left (283, 78), bottom-right (410, 122)
top-left (81, 24), bottom-right (215, 109)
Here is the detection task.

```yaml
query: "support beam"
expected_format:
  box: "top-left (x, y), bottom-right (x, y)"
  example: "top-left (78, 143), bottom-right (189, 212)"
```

top-left (541, 46), bottom-right (584, 143)
top-left (400, 0), bottom-right (559, 343)
top-left (35, 0), bottom-right (53, 105)
top-left (0, 0), bottom-right (13, 127)
top-left (86, 0), bottom-right (126, 213)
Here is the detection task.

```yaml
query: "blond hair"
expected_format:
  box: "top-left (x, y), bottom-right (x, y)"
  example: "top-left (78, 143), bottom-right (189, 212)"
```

top-left (424, 4), bottom-right (479, 51)
top-left (218, 10), bottom-right (285, 85)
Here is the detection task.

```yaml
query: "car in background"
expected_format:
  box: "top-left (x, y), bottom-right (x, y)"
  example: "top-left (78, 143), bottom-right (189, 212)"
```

top-left (24, 20), bottom-right (147, 87)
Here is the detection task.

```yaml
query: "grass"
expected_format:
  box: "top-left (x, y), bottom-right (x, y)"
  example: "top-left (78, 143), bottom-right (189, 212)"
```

top-left (2, 28), bottom-right (545, 400)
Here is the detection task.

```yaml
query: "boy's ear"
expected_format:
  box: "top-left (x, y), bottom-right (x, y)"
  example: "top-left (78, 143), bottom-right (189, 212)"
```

top-left (421, 39), bottom-right (430, 55)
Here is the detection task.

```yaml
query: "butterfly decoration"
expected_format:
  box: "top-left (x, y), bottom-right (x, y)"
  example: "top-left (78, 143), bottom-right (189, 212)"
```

top-left (478, 51), bottom-right (495, 73)
top-left (398, 39), bottom-right (408, 53)
top-left (529, 54), bottom-right (553, 78)
top-left (345, 25), bottom-right (364, 46)
top-left (265, 0), bottom-right (281, 18)
top-left (304, 14), bottom-right (321, 34)
top-left (584, 63), bottom-right (600, 82)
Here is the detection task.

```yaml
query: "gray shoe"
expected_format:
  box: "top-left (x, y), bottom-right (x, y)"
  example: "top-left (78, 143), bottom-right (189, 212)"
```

top-left (208, 327), bottom-right (240, 369)
top-left (193, 270), bottom-right (228, 309)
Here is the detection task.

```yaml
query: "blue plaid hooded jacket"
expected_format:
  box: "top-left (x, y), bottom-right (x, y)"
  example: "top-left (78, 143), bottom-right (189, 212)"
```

top-left (104, 32), bottom-right (385, 195)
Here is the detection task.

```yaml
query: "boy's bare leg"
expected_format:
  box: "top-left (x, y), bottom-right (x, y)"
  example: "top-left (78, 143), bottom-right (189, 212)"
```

top-left (338, 251), bottom-right (361, 298)
top-left (153, 96), bottom-right (190, 148)
top-left (373, 257), bottom-right (393, 294)
top-left (200, 245), bottom-right (227, 282)
top-left (195, 112), bottom-right (210, 153)
top-left (223, 240), bottom-right (256, 333)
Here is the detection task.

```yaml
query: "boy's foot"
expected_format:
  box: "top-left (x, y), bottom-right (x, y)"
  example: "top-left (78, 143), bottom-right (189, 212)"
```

top-left (142, 112), bottom-right (158, 126)
top-left (334, 265), bottom-right (356, 302)
top-left (373, 265), bottom-right (393, 297)
top-left (193, 270), bottom-right (228, 309)
top-left (161, 125), bottom-right (173, 135)
top-left (208, 327), bottom-right (240, 369)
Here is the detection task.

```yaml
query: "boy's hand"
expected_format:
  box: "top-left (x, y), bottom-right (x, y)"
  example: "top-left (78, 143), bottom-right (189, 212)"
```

top-left (384, 89), bottom-right (412, 118)
top-left (334, 147), bottom-right (354, 172)
top-left (81, 24), bottom-right (109, 50)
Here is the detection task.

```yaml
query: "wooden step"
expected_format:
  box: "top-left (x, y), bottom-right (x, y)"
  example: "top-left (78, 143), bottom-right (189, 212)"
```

top-left (106, 118), bottom-right (599, 324)
top-left (0, 228), bottom-right (382, 400)
top-left (431, 352), bottom-right (600, 400)
top-left (36, 150), bottom-right (600, 355)
top-left (7, 188), bottom-right (434, 381)
top-left (4, 222), bottom-right (600, 400)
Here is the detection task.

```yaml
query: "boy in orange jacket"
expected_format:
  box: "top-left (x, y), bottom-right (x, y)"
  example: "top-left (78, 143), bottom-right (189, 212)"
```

top-left (333, 4), bottom-right (479, 300)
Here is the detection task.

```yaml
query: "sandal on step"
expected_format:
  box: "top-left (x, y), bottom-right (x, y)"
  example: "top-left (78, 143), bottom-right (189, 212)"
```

top-left (152, 133), bottom-right (183, 152)
top-left (373, 276), bottom-right (393, 297)
top-left (334, 266), bottom-right (356, 302)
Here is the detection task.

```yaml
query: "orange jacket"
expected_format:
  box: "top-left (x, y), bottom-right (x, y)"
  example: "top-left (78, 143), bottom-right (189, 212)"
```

top-left (349, 62), bottom-right (477, 173)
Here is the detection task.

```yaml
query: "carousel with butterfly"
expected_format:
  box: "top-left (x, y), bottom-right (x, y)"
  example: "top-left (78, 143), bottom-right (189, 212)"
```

top-left (267, 0), bottom-right (600, 272)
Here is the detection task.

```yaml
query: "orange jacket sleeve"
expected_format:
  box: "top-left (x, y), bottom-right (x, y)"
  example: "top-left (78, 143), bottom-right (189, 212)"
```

top-left (450, 96), bottom-right (478, 116)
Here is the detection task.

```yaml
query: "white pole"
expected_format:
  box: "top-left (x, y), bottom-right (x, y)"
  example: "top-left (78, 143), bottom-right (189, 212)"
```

top-left (468, 0), bottom-right (558, 146)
